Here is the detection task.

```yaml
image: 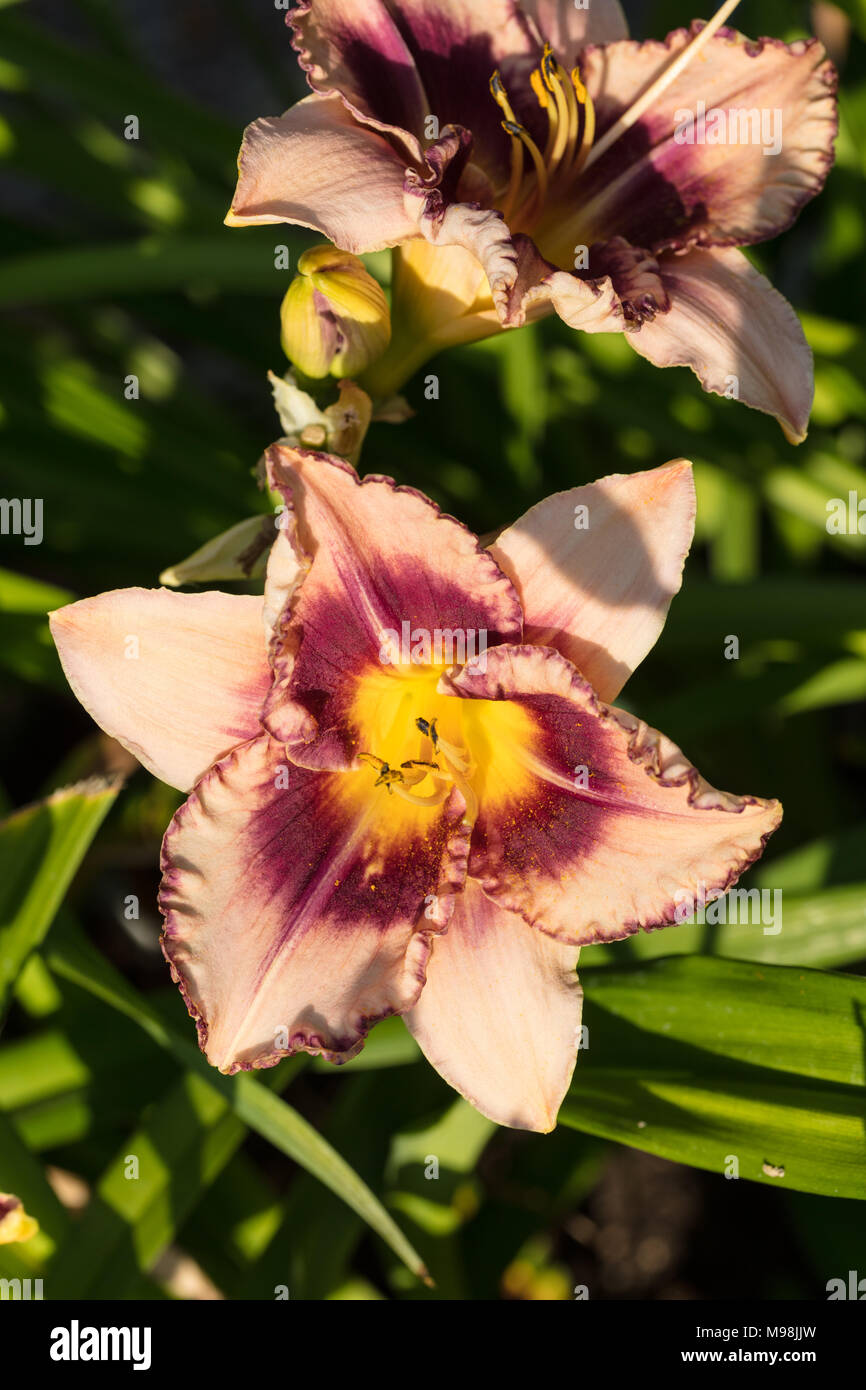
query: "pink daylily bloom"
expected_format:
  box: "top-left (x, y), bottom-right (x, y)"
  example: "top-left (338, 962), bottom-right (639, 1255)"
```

top-left (227, 0), bottom-right (837, 442)
top-left (50, 455), bottom-right (781, 1132)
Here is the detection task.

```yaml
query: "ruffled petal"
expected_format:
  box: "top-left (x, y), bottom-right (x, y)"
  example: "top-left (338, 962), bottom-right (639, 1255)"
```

top-left (405, 879), bottom-right (581, 1131)
top-left (443, 645), bottom-right (782, 945)
top-left (226, 92), bottom-right (419, 252)
top-left (574, 26), bottom-right (837, 254)
top-left (580, 236), bottom-right (669, 325)
top-left (262, 446), bottom-right (523, 768)
top-left (501, 233), bottom-right (625, 330)
top-left (522, 0), bottom-right (628, 58)
top-left (160, 735), bottom-right (471, 1072)
top-left (50, 589), bottom-right (271, 793)
top-left (628, 246), bottom-right (813, 444)
top-left (489, 460), bottom-right (695, 702)
top-left (291, 0), bottom-right (537, 175)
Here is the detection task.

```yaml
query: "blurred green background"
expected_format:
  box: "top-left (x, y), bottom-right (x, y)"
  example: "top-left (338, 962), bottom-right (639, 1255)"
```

top-left (1, 0), bottom-right (865, 1300)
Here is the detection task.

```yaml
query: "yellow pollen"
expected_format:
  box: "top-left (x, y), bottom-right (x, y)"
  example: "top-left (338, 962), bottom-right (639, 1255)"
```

top-left (530, 68), bottom-right (549, 111)
top-left (570, 69), bottom-right (596, 175)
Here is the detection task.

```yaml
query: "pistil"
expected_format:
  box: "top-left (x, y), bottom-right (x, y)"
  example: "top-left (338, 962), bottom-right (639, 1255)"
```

top-left (582, 0), bottom-right (744, 171)
top-left (415, 717), bottom-right (479, 828)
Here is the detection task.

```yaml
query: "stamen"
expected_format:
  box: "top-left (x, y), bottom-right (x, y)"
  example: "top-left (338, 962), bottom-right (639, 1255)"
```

top-left (415, 717), bottom-right (439, 748)
top-left (415, 715), bottom-right (478, 830)
top-left (531, 64), bottom-right (558, 164)
top-left (541, 46), bottom-right (572, 175)
top-left (569, 70), bottom-right (596, 176)
top-left (556, 63), bottom-right (584, 176)
top-left (358, 752), bottom-right (406, 793)
top-left (502, 120), bottom-right (549, 217)
top-left (501, 132), bottom-right (525, 222)
top-left (489, 70), bottom-right (519, 126)
top-left (399, 758), bottom-right (442, 788)
top-left (492, 68), bottom-right (549, 224)
top-left (417, 718), bottom-right (472, 777)
top-left (360, 750), bottom-right (448, 808)
top-left (582, 0), bottom-right (743, 171)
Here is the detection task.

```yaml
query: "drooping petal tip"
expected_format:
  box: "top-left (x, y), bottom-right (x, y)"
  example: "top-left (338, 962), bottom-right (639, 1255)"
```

top-left (406, 880), bottom-right (582, 1132)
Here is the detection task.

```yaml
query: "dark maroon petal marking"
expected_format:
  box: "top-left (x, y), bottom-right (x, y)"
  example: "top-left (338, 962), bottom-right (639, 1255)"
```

top-left (443, 644), bottom-right (781, 945)
top-left (262, 446), bottom-right (523, 769)
top-left (577, 26), bottom-right (837, 253)
top-left (290, 0), bottom-right (540, 180)
top-left (578, 236), bottom-right (669, 324)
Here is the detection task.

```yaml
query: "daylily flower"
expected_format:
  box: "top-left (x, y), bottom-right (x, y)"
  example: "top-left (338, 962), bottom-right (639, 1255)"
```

top-left (50, 454), bottom-right (781, 1131)
top-left (226, 0), bottom-right (837, 442)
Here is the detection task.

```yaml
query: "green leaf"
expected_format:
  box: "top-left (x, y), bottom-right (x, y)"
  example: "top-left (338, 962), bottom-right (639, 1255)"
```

top-left (311, 1014), bottom-right (420, 1071)
top-left (0, 233), bottom-right (301, 307)
top-left (48, 1071), bottom-right (246, 1299)
top-left (776, 657), bottom-right (866, 715)
top-left (0, 777), bottom-right (121, 1011)
top-left (585, 883), bottom-right (866, 970)
top-left (231, 1076), bottom-right (432, 1288)
top-left (662, 578), bottom-right (866, 653)
top-left (564, 957), bottom-right (866, 1199)
top-left (0, 567), bottom-right (75, 690)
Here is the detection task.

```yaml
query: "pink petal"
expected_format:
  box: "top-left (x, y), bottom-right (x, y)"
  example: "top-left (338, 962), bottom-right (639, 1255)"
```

top-left (160, 735), bottom-right (471, 1073)
top-left (50, 589), bottom-right (271, 792)
top-left (226, 92), bottom-right (419, 252)
top-left (489, 460), bottom-right (695, 702)
top-left (577, 27), bottom-right (837, 254)
top-left (291, 0), bottom-right (429, 141)
top-left (262, 446), bottom-right (523, 768)
top-left (444, 645), bottom-right (782, 946)
top-left (291, 0), bottom-right (537, 174)
top-left (629, 246), bottom-right (813, 444)
top-left (522, 0), bottom-right (628, 57)
top-left (406, 879), bottom-right (581, 1131)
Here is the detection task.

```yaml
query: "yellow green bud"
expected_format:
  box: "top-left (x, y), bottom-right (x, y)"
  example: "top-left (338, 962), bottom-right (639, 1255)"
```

top-left (280, 245), bottom-right (391, 379)
top-left (0, 1193), bottom-right (39, 1245)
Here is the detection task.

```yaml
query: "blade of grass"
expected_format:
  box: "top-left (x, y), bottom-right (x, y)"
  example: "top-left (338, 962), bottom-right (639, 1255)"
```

top-left (0, 776), bottom-right (121, 1011)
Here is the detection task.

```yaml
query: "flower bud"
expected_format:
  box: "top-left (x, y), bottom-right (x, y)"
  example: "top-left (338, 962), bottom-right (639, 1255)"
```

top-left (0, 1193), bottom-right (39, 1245)
top-left (280, 245), bottom-right (391, 379)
